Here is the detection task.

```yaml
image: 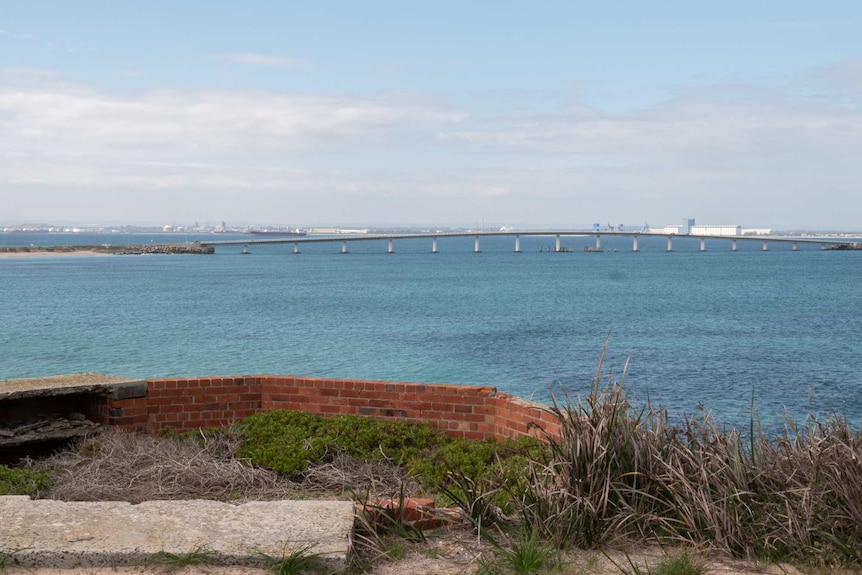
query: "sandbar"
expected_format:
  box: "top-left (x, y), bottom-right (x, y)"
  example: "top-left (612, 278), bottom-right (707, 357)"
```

top-left (0, 249), bottom-right (111, 259)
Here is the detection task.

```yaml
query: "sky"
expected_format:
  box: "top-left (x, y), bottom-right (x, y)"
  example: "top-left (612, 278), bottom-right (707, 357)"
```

top-left (1, 1), bottom-right (861, 230)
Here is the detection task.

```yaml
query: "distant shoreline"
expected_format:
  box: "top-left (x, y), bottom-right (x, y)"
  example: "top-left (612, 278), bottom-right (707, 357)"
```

top-left (0, 244), bottom-right (214, 258)
top-left (0, 248), bottom-right (110, 259)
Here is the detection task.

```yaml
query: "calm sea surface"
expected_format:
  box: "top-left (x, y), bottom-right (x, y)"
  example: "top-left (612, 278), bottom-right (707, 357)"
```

top-left (2, 232), bottom-right (861, 430)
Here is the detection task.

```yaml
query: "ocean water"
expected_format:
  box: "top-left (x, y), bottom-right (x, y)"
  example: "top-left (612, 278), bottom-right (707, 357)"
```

top-left (2, 232), bottom-right (861, 430)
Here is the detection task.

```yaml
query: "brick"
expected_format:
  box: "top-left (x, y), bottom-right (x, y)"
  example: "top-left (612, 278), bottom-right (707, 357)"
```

top-left (119, 406), bottom-right (148, 417)
top-left (430, 402), bottom-right (456, 413)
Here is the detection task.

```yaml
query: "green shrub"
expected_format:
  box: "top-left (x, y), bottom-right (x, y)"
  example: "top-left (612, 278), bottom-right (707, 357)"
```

top-left (0, 464), bottom-right (52, 496)
top-left (409, 436), bottom-right (544, 486)
top-left (408, 435), bottom-right (546, 515)
top-left (234, 410), bottom-right (445, 476)
top-left (233, 410), bottom-right (548, 513)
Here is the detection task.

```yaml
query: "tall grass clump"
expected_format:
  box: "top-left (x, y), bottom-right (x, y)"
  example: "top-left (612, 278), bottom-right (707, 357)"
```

top-left (516, 380), bottom-right (654, 548)
top-left (513, 348), bottom-right (862, 566)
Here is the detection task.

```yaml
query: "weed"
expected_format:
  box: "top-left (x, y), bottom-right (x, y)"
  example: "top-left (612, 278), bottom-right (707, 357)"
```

top-left (256, 545), bottom-right (324, 575)
top-left (151, 545), bottom-right (219, 568)
top-left (502, 530), bottom-right (554, 575)
top-left (438, 470), bottom-right (502, 531)
top-left (470, 522), bottom-right (556, 575)
top-left (651, 552), bottom-right (707, 575)
top-left (0, 548), bottom-right (27, 574)
top-left (615, 551), bottom-right (707, 575)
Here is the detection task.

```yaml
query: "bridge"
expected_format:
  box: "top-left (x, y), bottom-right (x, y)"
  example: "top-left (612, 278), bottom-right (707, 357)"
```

top-left (199, 230), bottom-right (857, 254)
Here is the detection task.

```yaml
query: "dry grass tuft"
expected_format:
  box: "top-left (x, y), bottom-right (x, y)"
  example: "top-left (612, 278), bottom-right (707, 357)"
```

top-left (302, 453), bottom-right (420, 496)
top-left (36, 427), bottom-right (419, 504)
top-left (36, 428), bottom-right (299, 503)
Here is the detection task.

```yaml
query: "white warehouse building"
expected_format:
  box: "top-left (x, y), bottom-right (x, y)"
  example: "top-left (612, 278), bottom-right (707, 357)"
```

top-left (689, 225), bottom-right (742, 236)
top-left (655, 218), bottom-right (742, 236)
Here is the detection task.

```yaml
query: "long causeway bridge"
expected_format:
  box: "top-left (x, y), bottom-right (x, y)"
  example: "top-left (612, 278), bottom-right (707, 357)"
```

top-left (200, 230), bottom-right (858, 254)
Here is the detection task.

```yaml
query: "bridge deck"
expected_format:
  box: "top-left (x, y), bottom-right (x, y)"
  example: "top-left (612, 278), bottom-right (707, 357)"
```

top-left (200, 230), bottom-right (850, 247)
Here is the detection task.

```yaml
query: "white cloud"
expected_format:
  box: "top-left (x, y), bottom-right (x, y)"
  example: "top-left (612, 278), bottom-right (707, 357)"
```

top-left (219, 53), bottom-right (312, 69)
top-left (1, 62), bottom-right (860, 228)
top-left (0, 86), bottom-right (467, 159)
top-left (0, 82), bottom-right (471, 222)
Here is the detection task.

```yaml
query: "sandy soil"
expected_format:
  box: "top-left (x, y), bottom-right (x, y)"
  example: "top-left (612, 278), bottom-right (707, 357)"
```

top-left (0, 557), bottom-right (817, 575)
top-left (6, 533), bottom-right (852, 575)
top-left (0, 249), bottom-right (108, 258)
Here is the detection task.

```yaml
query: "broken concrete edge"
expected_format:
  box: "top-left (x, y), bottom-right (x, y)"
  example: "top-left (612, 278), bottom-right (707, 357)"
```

top-left (106, 380), bottom-right (148, 400)
top-left (0, 374), bottom-right (147, 401)
top-left (0, 497), bottom-right (354, 571)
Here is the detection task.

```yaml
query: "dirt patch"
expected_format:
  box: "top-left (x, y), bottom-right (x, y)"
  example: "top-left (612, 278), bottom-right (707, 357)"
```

top-left (3, 521), bottom-right (856, 575)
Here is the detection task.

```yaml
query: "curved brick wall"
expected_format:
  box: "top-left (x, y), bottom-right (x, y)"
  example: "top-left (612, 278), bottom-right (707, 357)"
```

top-left (108, 375), bottom-right (560, 441)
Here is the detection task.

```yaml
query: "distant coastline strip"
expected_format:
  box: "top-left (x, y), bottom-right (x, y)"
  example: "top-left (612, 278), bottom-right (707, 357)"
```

top-left (0, 244), bottom-right (214, 256)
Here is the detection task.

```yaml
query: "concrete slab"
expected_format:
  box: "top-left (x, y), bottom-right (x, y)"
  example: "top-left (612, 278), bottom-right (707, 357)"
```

top-left (0, 496), bottom-right (354, 570)
top-left (0, 374), bottom-right (147, 401)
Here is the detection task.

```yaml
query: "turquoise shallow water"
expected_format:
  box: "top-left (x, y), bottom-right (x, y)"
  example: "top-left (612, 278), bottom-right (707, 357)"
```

top-left (2, 232), bottom-right (861, 429)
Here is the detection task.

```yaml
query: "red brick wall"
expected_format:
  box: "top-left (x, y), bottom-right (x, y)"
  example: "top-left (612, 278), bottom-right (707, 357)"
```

top-left (261, 376), bottom-right (499, 439)
top-left (138, 376), bottom-right (262, 432)
top-left (492, 393), bottom-right (561, 440)
top-left (107, 375), bottom-right (559, 440)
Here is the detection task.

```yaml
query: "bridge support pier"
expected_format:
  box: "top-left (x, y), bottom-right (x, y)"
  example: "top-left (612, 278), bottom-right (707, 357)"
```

top-left (293, 242), bottom-right (300, 254)
top-left (514, 235), bottom-right (521, 253)
top-left (700, 238), bottom-right (706, 252)
top-left (632, 235), bottom-right (639, 252)
top-left (732, 239), bottom-right (737, 252)
top-left (387, 239), bottom-right (394, 254)
top-left (555, 235), bottom-right (561, 253)
top-left (341, 241), bottom-right (349, 254)
top-left (762, 240), bottom-right (769, 251)
top-left (474, 236), bottom-right (481, 253)
top-left (667, 236), bottom-right (673, 252)
top-left (431, 237), bottom-right (438, 253)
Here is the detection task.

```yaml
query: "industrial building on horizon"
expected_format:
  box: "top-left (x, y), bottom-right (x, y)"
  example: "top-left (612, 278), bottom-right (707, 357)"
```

top-left (657, 218), bottom-right (772, 236)
top-left (592, 218), bottom-right (772, 236)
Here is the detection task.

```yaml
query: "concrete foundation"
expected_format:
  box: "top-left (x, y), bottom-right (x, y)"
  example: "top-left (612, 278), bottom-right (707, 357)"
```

top-left (0, 497), bottom-right (354, 570)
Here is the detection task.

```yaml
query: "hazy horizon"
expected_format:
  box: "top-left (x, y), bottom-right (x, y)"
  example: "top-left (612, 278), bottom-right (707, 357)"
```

top-left (4, 218), bottom-right (861, 234)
